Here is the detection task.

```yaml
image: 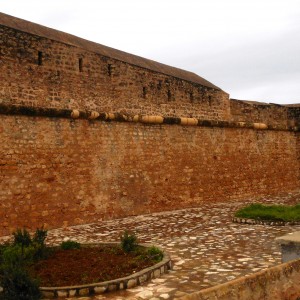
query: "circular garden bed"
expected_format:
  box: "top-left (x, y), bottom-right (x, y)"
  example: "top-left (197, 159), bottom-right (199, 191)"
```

top-left (0, 229), bottom-right (172, 299)
top-left (38, 243), bottom-right (171, 298)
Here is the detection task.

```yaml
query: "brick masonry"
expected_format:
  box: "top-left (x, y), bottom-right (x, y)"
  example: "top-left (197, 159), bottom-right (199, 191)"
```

top-left (0, 13), bottom-right (299, 235)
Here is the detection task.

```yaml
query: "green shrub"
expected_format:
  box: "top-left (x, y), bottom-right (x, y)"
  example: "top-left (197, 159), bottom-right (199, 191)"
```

top-left (32, 227), bottom-right (48, 260)
top-left (0, 266), bottom-right (41, 300)
top-left (60, 240), bottom-right (81, 250)
top-left (33, 227), bottom-right (47, 247)
top-left (13, 229), bottom-right (32, 256)
top-left (1, 244), bottom-right (35, 268)
top-left (0, 228), bottom-right (49, 299)
top-left (0, 242), bottom-right (11, 264)
top-left (13, 228), bottom-right (32, 246)
top-left (147, 246), bottom-right (163, 262)
top-left (120, 230), bottom-right (138, 253)
top-left (0, 243), bottom-right (41, 300)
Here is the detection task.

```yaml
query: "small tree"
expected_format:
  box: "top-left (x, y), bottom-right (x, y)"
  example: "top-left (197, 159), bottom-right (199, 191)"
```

top-left (120, 230), bottom-right (138, 253)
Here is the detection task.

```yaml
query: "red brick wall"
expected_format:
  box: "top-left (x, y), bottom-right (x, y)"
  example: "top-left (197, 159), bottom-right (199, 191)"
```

top-left (0, 25), bottom-right (229, 120)
top-left (0, 114), bottom-right (298, 235)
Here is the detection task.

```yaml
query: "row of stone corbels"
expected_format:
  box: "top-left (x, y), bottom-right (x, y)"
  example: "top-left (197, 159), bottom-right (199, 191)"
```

top-left (0, 103), bottom-right (298, 131)
top-left (70, 109), bottom-right (298, 131)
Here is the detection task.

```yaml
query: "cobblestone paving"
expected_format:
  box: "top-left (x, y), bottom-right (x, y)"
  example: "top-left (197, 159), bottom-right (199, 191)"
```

top-left (2, 191), bottom-right (300, 299)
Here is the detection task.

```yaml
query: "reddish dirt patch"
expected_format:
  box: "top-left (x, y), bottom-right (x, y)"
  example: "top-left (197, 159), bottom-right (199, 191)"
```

top-left (28, 245), bottom-right (157, 286)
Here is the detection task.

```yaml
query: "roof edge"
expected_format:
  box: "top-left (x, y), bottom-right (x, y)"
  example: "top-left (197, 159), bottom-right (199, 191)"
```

top-left (0, 12), bottom-right (221, 90)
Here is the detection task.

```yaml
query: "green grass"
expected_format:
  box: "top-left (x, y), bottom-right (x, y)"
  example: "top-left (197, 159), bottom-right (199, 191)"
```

top-left (235, 203), bottom-right (300, 222)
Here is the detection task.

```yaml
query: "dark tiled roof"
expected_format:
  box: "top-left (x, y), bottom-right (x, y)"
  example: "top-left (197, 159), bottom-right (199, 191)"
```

top-left (0, 12), bottom-right (221, 90)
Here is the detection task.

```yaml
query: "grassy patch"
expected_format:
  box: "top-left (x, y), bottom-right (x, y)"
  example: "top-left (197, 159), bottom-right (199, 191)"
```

top-left (235, 203), bottom-right (300, 222)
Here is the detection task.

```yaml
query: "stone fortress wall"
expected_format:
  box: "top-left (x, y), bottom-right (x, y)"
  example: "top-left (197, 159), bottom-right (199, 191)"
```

top-left (0, 13), bottom-right (299, 235)
top-left (0, 13), bottom-right (229, 120)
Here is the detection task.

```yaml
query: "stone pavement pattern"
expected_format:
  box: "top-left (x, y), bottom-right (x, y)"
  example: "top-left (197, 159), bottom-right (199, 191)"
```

top-left (2, 191), bottom-right (300, 300)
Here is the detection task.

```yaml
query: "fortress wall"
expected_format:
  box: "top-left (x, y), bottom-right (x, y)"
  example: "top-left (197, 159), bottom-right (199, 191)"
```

top-left (230, 99), bottom-right (293, 126)
top-left (0, 15), bottom-right (299, 236)
top-left (288, 106), bottom-right (300, 127)
top-left (0, 25), bottom-right (229, 120)
top-left (0, 113), bottom-right (299, 235)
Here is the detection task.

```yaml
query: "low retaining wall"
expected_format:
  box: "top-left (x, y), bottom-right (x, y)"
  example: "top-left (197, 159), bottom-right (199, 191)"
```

top-left (232, 217), bottom-right (300, 226)
top-left (40, 243), bottom-right (171, 298)
top-left (181, 259), bottom-right (300, 300)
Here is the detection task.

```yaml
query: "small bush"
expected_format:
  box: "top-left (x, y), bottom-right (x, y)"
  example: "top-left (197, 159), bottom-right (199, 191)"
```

top-left (0, 228), bottom-right (49, 299)
top-left (60, 240), bottom-right (81, 250)
top-left (0, 243), bottom-right (41, 300)
top-left (13, 228), bottom-right (32, 246)
top-left (33, 227), bottom-right (47, 247)
top-left (0, 242), bottom-right (11, 264)
top-left (0, 267), bottom-right (41, 300)
top-left (1, 244), bottom-right (36, 268)
top-left (32, 227), bottom-right (48, 260)
top-left (13, 229), bottom-right (32, 256)
top-left (120, 230), bottom-right (138, 253)
top-left (147, 246), bottom-right (163, 262)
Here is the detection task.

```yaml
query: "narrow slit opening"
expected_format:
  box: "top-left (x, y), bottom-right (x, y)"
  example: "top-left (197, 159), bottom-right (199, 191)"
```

top-left (167, 90), bottom-right (172, 101)
top-left (79, 58), bottom-right (83, 72)
top-left (38, 51), bottom-right (43, 66)
top-left (190, 91), bottom-right (194, 101)
top-left (108, 64), bottom-right (112, 76)
top-left (143, 87), bottom-right (147, 99)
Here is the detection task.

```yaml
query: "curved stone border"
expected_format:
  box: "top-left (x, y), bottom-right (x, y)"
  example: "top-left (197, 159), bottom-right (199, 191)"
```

top-left (40, 243), bottom-right (172, 299)
top-left (232, 217), bottom-right (300, 226)
top-left (0, 103), bottom-right (298, 132)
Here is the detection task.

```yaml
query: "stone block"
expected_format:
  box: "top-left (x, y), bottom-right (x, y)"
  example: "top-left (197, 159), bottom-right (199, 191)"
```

top-left (127, 278), bottom-right (137, 288)
top-left (94, 286), bottom-right (107, 294)
top-left (276, 231), bottom-right (300, 263)
top-left (78, 288), bottom-right (90, 296)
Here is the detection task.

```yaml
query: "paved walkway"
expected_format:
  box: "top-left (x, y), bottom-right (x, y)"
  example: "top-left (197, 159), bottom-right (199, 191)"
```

top-left (2, 191), bottom-right (300, 299)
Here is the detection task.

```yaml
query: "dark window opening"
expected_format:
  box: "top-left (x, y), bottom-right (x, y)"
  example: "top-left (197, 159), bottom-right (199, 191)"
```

top-left (157, 80), bottom-right (162, 90)
top-left (79, 58), bottom-right (83, 72)
top-left (167, 89), bottom-right (172, 101)
top-left (190, 92), bottom-right (194, 101)
top-left (143, 87), bottom-right (147, 98)
top-left (38, 51), bottom-right (43, 66)
top-left (208, 95), bottom-right (212, 102)
top-left (108, 64), bottom-right (112, 76)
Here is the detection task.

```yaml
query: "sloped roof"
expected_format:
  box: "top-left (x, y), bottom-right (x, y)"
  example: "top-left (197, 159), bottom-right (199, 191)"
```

top-left (0, 12), bottom-right (221, 90)
top-left (231, 99), bottom-right (300, 107)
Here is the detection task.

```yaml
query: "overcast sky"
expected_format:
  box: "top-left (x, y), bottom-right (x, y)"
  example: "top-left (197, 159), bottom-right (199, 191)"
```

top-left (1, 0), bottom-right (300, 104)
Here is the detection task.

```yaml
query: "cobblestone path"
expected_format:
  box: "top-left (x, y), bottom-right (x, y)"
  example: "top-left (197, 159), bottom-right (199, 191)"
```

top-left (2, 191), bottom-right (300, 299)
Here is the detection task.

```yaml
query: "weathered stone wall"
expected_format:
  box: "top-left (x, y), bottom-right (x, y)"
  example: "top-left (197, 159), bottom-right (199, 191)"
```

top-left (230, 99), bottom-right (295, 126)
top-left (181, 259), bottom-right (300, 300)
top-left (0, 111), bottom-right (299, 235)
top-left (288, 105), bottom-right (300, 127)
top-left (0, 24), bottom-right (229, 120)
top-left (0, 14), bottom-right (299, 236)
